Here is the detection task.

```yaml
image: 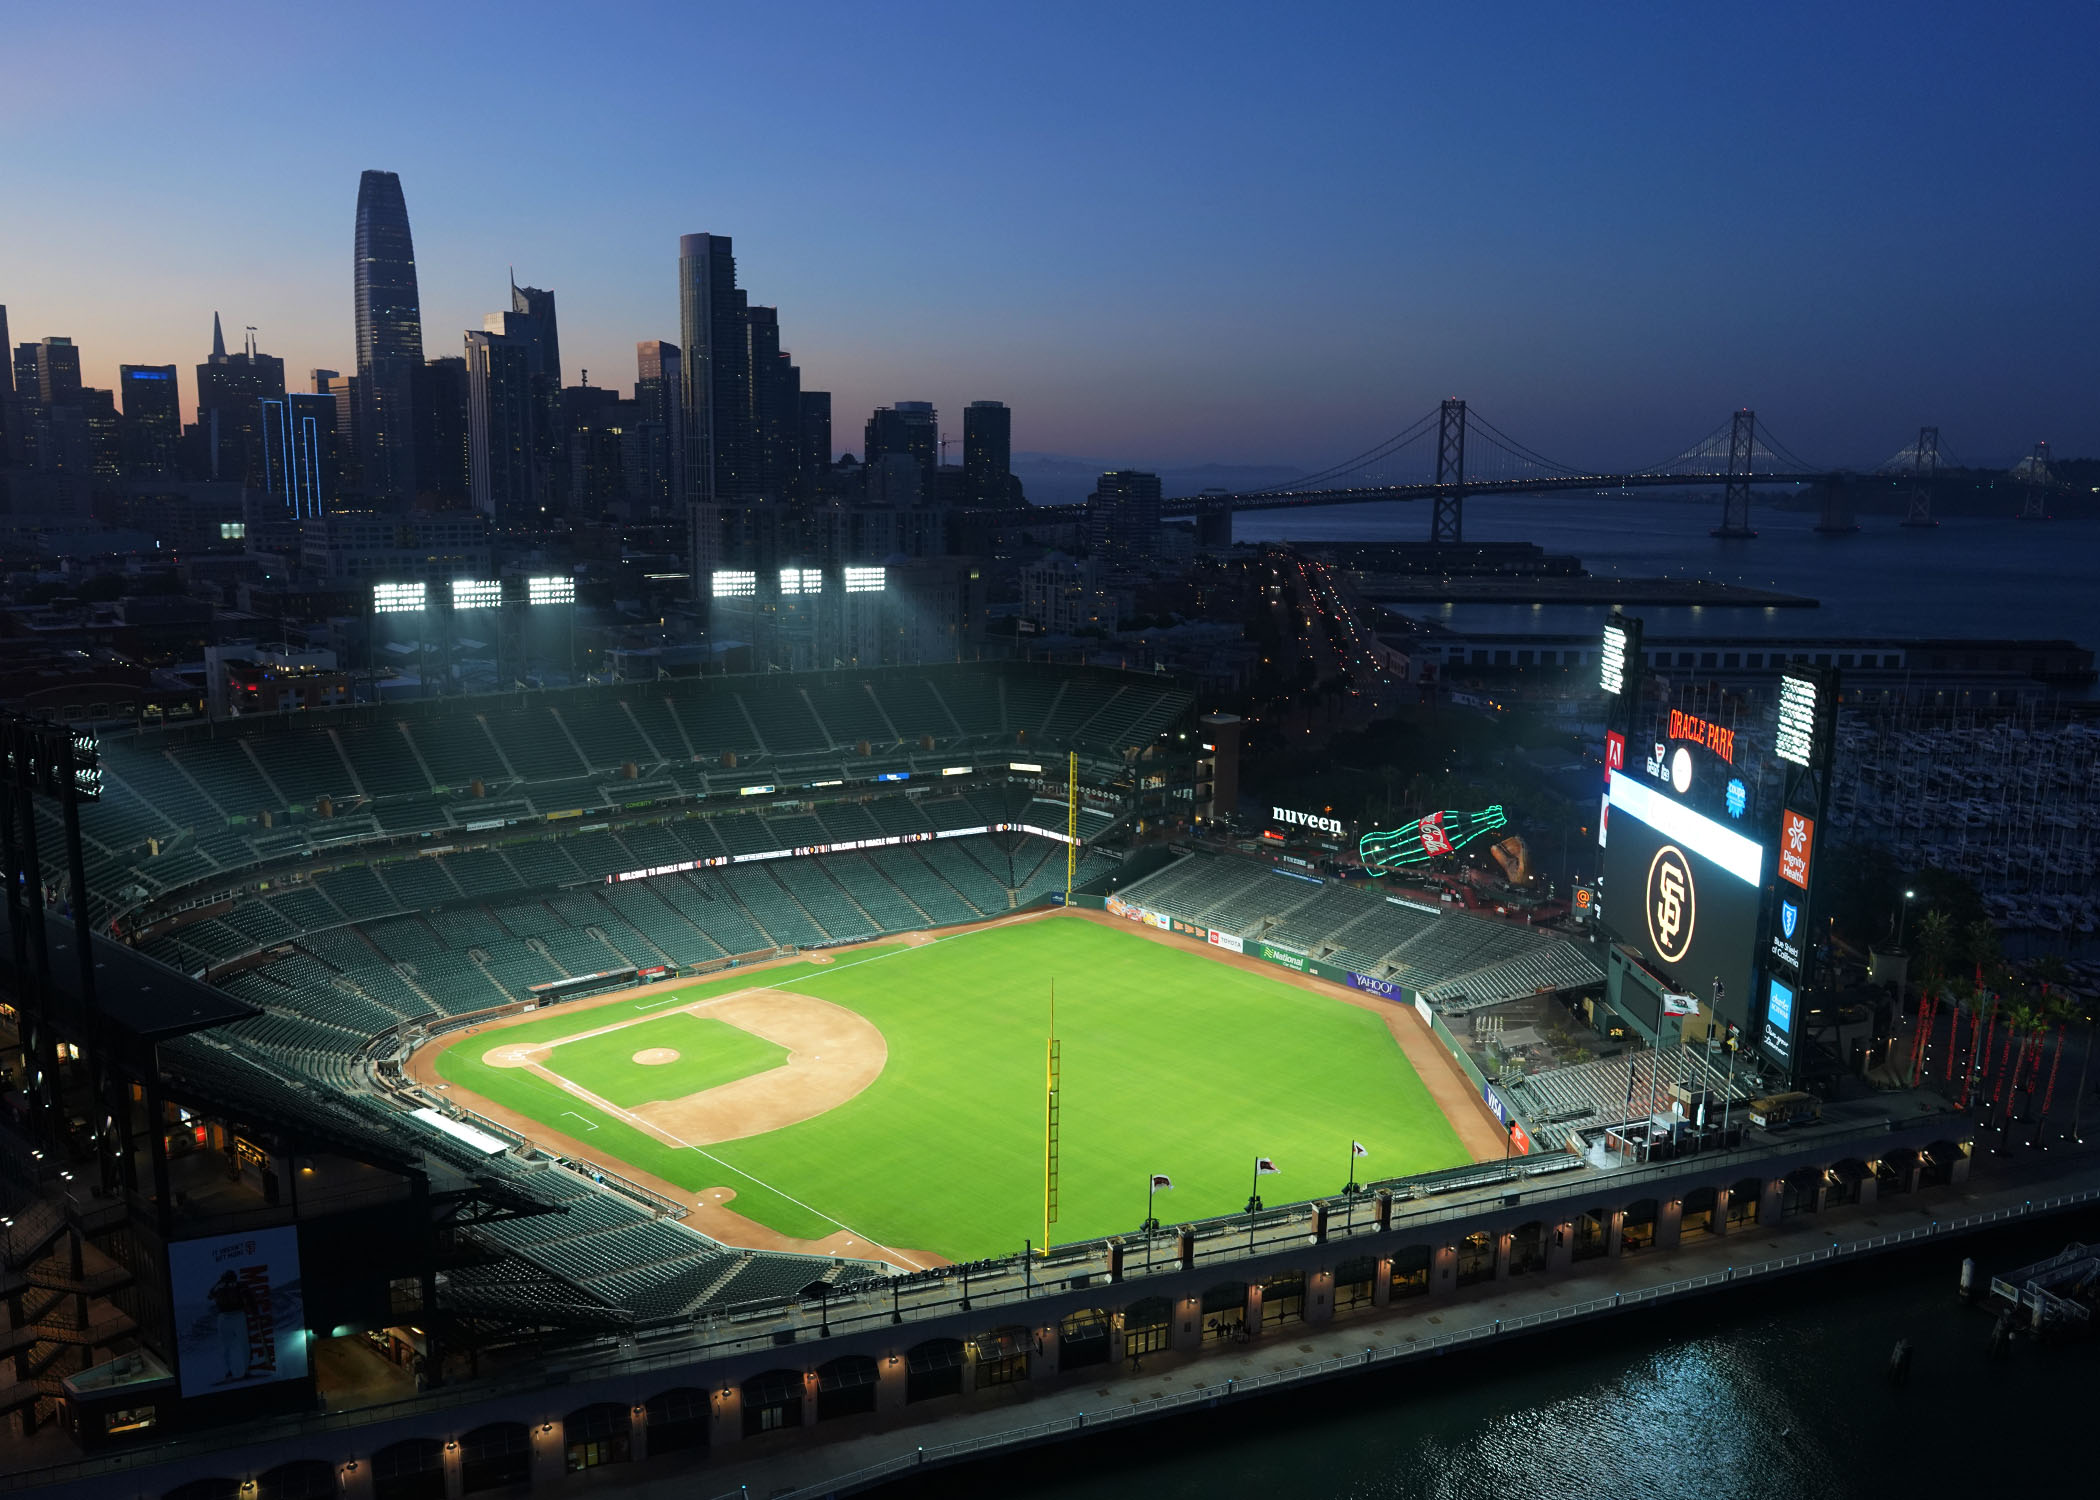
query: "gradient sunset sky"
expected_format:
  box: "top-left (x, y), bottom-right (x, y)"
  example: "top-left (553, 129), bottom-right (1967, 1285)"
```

top-left (5, 1), bottom-right (2095, 471)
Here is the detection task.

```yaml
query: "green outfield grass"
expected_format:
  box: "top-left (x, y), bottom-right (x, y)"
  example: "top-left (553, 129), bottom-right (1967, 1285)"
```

top-left (434, 917), bottom-right (1472, 1261)
top-left (545, 1013), bottom-right (789, 1109)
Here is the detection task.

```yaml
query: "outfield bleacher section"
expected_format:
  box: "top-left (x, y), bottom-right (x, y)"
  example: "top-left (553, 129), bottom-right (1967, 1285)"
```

top-left (1112, 851), bottom-right (1603, 1005)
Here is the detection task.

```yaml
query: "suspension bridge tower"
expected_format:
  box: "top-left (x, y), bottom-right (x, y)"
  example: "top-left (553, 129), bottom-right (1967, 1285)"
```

top-left (2015, 441), bottom-right (2053, 521)
top-left (1711, 409), bottom-right (1758, 538)
top-left (1900, 426), bottom-right (1940, 527)
top-left (1429, 399), bottom-right (1467, 544)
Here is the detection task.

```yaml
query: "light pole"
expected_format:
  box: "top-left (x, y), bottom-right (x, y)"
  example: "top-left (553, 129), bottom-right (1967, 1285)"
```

top-left (1897, 889), bottom-right (1917, 949)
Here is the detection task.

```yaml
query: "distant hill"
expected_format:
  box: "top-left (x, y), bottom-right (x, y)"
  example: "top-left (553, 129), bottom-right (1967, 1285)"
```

top-left (1010, 453), bottom-right (1307, 507)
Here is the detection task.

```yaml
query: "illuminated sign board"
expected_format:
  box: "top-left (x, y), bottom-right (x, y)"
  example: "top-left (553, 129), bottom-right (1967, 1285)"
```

top-left (876, 771), bottom-right (911, 783)
top-left (1604, 731), bottom-right (1626, 774)
top-left (1666, 708), bottom-right (1735, 764)
top-left (451, 578), bottom-right (501, 610)
top-left (1604, 771), bottom-right (1764, 1034)
top-left (1770, 896), bottom-right (1802, 971)
top-left (1600, 622), bottom-right (1630, 696)
top-left (738, 784), bottom-right (775, 796)
top-left (1778, 809), bottom-right (1814, 890)
top-left (1775, 673), bottom-right (1819, 767)
top-left (941, 766), bottom-right (972, 776)
top-left (528, 574), bottom-right (575, 606)
top-left (1763, 977), bottom-right (1796, 1065)
top-left (1271, 805), bottom-right (1347, 837)
top-left (1010, 761), bottom-right (1044, 772)
top-left (1359, 805), bottom-right (1510, 873)
top-left (372, 581), bottom-right (426, 614)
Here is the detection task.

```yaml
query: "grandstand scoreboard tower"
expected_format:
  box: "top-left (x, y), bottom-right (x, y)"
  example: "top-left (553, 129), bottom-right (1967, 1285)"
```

top-left (1761, 665), bottom-right (1838, 1083)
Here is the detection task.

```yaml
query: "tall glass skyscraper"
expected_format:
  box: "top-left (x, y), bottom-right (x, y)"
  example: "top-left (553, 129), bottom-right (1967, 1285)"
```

top-left (353, 170), bottom-right (423, 502)
top-left (677, 233), bottom-right (753, 508)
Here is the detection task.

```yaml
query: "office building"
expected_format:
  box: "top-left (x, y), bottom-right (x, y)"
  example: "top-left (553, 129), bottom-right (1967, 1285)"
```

top-left (313, 369), bottom-right (360, 491)
top-left (563, 383), bottom-right (632, 521)
top-left (867, 452), bottom-right (926, 509)
top-left (24, 336), bottom-right (84, 405)
top-left (352, 169), bottom-right (424, 501)
top-left (0, 303), bottom-right (11, 463)
top-left (194, 315), bottom-right (286, 487)
top-left (509, 277), bottom-right (566, 510)
top-left (119, 365), bottom-right (181, 476)
top-left (298, 511), bottom-right (491, 582)
top-left (634, 340), bottom-right (682, 514)
top-left (1087, 469), bottom-right (1163, 559)
top-left (864, 402), bottom-right (937, 489)
top-left (259, 392), bottom-right (338, 518)
top-left (964, 400), bottom-right (1014, 505)
top-left (463, 328), bottom-right (533, 520)
top-left (799, 389), bottom-right (832, 494)
top-left (745, 306), bottom-right (799, 501)
top-left (410, 357), bottom-right (468, 504)
top-left (1023, 554), bottom-right (1121, 635)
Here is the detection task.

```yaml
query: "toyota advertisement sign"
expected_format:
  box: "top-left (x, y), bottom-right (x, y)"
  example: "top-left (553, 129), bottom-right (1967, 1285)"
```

top-left (1603, 772), bottom-right (1765, 1037)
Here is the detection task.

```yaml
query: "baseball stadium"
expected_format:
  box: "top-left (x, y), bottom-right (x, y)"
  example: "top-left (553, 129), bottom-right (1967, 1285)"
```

top-left (0, 652), bottom-right (2007, 1495)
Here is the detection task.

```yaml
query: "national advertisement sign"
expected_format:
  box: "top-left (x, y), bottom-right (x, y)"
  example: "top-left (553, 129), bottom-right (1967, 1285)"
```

top-left (1256, 941), bottom-right (1307, 972)
top-left (1208, 929), bottom-right (1246, 954)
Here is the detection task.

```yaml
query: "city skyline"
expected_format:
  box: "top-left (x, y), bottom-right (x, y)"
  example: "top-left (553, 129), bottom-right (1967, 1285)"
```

top-left (4, 3), bottom-right (2097, 472)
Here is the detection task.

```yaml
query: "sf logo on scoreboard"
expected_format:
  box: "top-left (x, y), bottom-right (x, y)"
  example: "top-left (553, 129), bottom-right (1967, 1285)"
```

top-left (1645, 843), bottom-right (1697, 964)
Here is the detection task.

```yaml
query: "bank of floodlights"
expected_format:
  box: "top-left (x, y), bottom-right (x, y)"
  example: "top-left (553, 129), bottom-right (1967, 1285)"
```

top-left (373, 581), bottom-right (427, 615)
top-left (779, 566), bottom-right (824, 596)
top-left (711, 569), bottom-right (758, 599)
top-left (528, 575), bottom-right (576, 606)
top-left (1600, 621), bottom-right (1629, 697)
top-left (1775, 672), bottom-right (1820, 768)
top-left (451, 578), bottom-right (502, 610)
top-left (843, 565), bottom-right (887, 594)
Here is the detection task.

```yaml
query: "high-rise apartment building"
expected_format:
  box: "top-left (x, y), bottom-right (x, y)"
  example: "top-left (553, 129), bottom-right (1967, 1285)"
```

top-left (0, 304), bottom-right (11, 464)
top-left (194, 316), bottom-right (286, 487)
top-left (744, 306), bottom-right (802, 502)
top-left (312, 369), bottom-right (360, 491)
top-left (352, 169), bottom-right (424, 501)
top-left (509, 278), bottom-right (566, 511)
top-left (118, 364), bottom-right (181, 475)
top-left (963, 400), bottom-right (1012, 505)
top-left (677, 232), bottom-right (753, 509)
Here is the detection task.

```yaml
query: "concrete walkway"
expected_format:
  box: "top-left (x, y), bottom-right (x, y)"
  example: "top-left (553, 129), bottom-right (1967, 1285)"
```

top-left (651, 1142), bottom-right (2100, 1500)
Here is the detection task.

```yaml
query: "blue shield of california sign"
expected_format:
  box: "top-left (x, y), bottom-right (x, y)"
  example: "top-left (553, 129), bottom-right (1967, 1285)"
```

top-left (1780, 900), bottom-right (1799, 940)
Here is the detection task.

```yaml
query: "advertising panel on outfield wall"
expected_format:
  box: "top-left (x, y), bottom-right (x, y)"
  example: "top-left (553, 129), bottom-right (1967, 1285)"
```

top-left (1256, 941), bottom-right (1307, 971)
top-left (1602, 770), bottom-right (1765, 1038)
top-left (1347, 971), bottom-right (1402, 999)
top-left (168, 1227), bottom-right (307, 1398)
top-left (1207, 929), bottom-right (1245, 953)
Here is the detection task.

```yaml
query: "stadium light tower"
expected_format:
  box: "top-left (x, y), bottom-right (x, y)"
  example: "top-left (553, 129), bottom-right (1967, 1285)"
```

top-left (527, 575), bottom-right (578, 685)
top-left (371, 582), bottom-right (430, 697)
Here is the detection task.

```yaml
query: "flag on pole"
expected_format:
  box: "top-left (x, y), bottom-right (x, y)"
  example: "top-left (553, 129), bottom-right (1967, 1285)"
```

top-left (1255, 1157), bottom-right (1279, 1176)
top-left (1150, 1174), bottom-right (1173, 1192)
top-left (1351, 1141), bottom-right (1368, 1158)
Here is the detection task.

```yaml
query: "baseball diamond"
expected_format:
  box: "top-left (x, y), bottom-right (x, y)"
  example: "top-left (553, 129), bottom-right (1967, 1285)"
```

top-left (417, 911), bottom-right (1488, 1265)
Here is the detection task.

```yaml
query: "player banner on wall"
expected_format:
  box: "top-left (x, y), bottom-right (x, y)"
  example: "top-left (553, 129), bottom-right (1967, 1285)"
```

top-left (168, 1226), bottom-right (307, 1398)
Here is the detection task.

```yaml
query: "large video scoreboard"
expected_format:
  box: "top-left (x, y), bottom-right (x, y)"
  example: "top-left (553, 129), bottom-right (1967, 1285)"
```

top-left (1602, 771), bottom-right (1764, 1037)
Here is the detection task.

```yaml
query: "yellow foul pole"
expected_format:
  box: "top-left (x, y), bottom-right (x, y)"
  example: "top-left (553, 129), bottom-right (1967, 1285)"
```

top-left (1065, 750), bottom-right (1078, 903)
top-left (1043, 981), bottom-right (1060, 1254)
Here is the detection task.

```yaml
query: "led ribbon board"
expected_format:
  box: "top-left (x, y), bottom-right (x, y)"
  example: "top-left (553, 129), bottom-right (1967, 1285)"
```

top-left (1359, 805), bottom-right (1508, 873)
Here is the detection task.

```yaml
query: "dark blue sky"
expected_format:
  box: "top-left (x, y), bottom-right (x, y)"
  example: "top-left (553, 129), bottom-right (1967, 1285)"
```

top-left (6, 1), bottom-right (2095, 470)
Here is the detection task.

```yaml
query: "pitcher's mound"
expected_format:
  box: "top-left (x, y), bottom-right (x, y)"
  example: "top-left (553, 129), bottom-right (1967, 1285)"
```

top-left (633, 1048), bottom-right (680, 1066)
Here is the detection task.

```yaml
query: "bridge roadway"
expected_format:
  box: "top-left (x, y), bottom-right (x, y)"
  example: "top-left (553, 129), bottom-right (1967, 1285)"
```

top-left (1158, 469), bottom-right (1829, 517)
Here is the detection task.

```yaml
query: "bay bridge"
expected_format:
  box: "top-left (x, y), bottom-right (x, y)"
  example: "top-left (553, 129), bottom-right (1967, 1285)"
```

top-left (1144, 401), bottom-right (2066, 544)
